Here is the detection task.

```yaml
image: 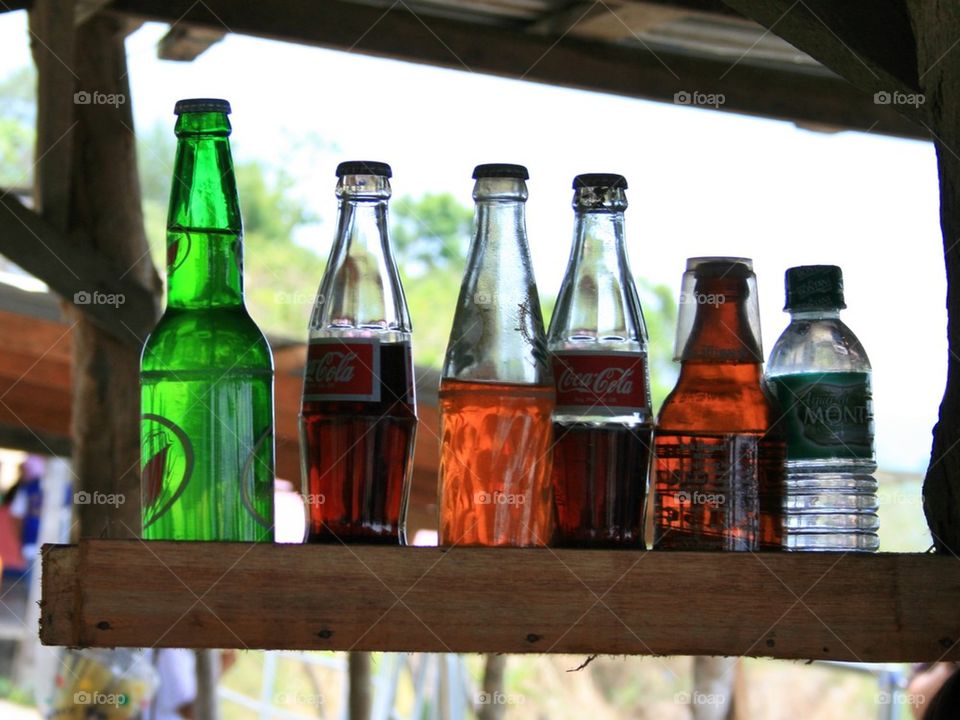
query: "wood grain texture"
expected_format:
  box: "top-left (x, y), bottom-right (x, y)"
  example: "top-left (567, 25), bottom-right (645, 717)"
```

top-left (41, 541), bottom-right (960, 661)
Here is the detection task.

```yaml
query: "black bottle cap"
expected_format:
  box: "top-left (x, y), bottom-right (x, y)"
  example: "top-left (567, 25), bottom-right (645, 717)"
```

top-left (784, 265), bottom-right (846, 311)
top-left (174, 98), bottom-right (231, 115)
top-left (472, 163), bottom-right (529, 180)
top-left (336, 161), bottom-right (392, 178)
top-left (573, 173), bottom-right (627, 189)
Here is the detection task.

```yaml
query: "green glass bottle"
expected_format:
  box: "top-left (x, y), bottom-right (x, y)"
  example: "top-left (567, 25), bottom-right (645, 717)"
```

top-left (140, 98), bottom-right (274, 541)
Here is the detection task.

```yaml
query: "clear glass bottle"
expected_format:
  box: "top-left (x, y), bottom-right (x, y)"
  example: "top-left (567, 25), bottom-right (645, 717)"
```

top-left (547, 173), bottom-right (653, 547)
top-left (766, 265), bottom-right (878, 551)
top-left (300, 161), bottom-right (418, 544)
top-left (654, 258), bottom-right (785, 551)
top-left (438, 163), bottom-right (555, 547)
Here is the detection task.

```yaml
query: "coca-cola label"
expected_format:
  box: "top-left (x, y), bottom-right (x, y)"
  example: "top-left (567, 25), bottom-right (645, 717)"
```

top-left (552, 351), bottom-right (649, 414)
top-left (303, 338), bottom-right (380, 402)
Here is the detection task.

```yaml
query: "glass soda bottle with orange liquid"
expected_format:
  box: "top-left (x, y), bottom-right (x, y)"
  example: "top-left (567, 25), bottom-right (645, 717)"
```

top-left (654, 258), bottom-right (784, 550)
top-left (438, 164), bottom-right (555, 547)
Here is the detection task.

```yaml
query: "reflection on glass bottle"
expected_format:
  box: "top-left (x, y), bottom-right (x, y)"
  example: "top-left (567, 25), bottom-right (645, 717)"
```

top-left (299, 161), bottom-right (417, 544)
top-left (548, 174), bottom-right (653, 548)
top-left (141, 99), bottom-right (274, 541)
top-left (654, 258), bottom-right (784, 551)
top-left (438, 164), bottom-right (555, 547)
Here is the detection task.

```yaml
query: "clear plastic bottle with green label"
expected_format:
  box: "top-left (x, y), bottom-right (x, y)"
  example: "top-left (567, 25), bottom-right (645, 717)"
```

top-left (766, 265), bottom-right (878, 552)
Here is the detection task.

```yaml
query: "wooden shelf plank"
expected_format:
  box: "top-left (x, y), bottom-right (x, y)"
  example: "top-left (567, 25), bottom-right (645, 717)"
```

top-left (40, 541), bottom-right (960, 661)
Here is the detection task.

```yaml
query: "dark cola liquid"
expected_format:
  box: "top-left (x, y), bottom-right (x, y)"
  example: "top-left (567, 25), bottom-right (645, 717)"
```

top-left (552, 422), bottom-right (653, 548)
top-left (300, 341), bottom-right (417, 543)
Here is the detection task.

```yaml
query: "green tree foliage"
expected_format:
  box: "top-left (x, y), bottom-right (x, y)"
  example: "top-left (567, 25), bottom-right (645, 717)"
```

top-left (0, 65), bottom-right (35, 190)
top-left (390, 193), bottom-right (472, 367)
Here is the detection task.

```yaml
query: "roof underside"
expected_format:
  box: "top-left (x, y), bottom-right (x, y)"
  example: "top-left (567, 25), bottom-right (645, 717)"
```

top-left (82, 0), bottom-right (923, 139)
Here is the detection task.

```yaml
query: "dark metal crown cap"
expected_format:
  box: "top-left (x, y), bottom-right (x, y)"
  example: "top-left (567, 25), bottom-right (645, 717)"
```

top-left (336, 161), bottom-right (392, 178)
top-left (573, 173), bottom-right (627, 189)
top-left (472, 163), bottom-right (529, 180)
top-left (785, 265), bottom-right (846, 311)
top-left (174, 98), bottom-right (231, 115)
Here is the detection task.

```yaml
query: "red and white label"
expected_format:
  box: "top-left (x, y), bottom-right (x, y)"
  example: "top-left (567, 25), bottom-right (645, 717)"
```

top-left (551, 351), bottom-right (649, 413)
top-left (303, 338), bottom-right (380, 402)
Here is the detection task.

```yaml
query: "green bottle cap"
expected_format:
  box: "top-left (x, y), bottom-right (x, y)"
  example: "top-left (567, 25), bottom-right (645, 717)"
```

top-left (784, 265), bottom-right (846, 311)
top-left (174, 98), bottom-right (231, 115)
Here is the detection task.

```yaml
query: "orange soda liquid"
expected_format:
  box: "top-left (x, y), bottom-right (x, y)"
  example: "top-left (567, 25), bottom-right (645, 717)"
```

top-left (438, 379), bottom-right (555, 546)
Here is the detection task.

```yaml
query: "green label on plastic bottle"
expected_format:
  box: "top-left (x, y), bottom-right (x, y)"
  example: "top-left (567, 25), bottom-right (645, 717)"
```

top-left (769, 371), bottom-right (874, 461)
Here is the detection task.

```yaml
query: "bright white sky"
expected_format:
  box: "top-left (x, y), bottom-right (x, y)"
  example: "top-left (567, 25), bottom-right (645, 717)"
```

top-left (0, 13), bottom-right (947, 472)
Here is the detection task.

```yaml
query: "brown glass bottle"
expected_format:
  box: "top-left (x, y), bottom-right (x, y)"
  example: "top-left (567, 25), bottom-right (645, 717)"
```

top-left (654, 258), bottom-right (784, 551)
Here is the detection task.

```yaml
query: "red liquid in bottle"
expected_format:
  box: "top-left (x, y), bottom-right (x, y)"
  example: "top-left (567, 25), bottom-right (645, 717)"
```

top-left (552, 422), bottom-right (652, 547)
top-left (300, 341), bottom-right (416, 543)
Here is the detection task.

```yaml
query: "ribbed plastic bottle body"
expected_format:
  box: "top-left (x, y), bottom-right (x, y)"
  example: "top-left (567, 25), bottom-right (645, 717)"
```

top-left (299, 163), bottom-right (417, 545)
top-left (547, 176), bottom-right (653, 547)
top-left (767, 305), bottom-right (878, 552)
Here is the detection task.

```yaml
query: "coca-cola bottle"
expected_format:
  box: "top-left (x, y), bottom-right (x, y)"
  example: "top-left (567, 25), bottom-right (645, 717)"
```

top-left (438, 164), bottom-right (555, 547)
top-left (547, 174), bottom-right (653, 548)
top-left (654, 258), bottom-right (784, 551)
top-left (300, 161), bottom-right (418, 544)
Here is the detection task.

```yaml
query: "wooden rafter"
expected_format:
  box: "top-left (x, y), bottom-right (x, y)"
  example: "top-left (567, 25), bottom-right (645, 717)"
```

top-left (719, 0), bottom-right (922, 114)
top-left (0, 193), bottom-right (157, 346)
top-left (106, 0), bottom-right (923, 138)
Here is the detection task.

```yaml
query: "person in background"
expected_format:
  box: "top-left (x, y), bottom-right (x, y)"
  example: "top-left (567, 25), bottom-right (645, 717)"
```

top-left (5, 455), bottom-right (44, 568)
top-left (908, 662), bottom-right (960, 718)
top-left (145, 649), bottom-right (237, 720)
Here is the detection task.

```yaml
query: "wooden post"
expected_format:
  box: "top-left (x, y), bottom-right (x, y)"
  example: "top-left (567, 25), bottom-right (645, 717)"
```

top-left (477, 654), bottom-right (506, 720)
top-left (909, 1), bottom-right (960, 554)
top-left (348, 652), bottom-right (371, 720)
top-left (68, 12), bottom-right (160, 539)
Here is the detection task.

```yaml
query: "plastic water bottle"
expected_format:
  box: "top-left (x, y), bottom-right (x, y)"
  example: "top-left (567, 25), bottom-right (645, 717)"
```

top-left (766, 265), bottom-right (878, 551)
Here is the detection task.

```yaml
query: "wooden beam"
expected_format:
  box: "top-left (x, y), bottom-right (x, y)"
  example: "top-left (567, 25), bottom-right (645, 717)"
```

top-left (69, 13), bottom-right (161, 539)
top-left (108, 0), bottom-right (924, 138)
top-left (157, 24), bottom-right (226, 61)
top-left (719, 0), bottom-right (923, 114)
top-left (29, 0), bottom-right (77, 236)
top-left (911, 1), bottom-right (960, 554)
top-left (0, 193), bottom-right (157, 346)
top-left (41, 541), bottom-right (960, 661)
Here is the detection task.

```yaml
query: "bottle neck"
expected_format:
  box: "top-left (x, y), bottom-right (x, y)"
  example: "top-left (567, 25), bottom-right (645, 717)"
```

top-left (166, 112), bottom-right (243, 310)
top-left (312, 180), bottom-right (411, 337)
top-left (682, 281), bottom-right (762, 364)
top-left (574, 210), bottom-right (625, 266)
top-left (789, 308), bottom-right (841, 321)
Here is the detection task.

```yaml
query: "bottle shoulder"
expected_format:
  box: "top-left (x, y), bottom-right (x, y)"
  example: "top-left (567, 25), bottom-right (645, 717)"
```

top-left (142, 306), bottom-right (273, 371)
top-left (767, 317), bottom-right (871, 376)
